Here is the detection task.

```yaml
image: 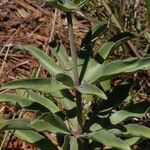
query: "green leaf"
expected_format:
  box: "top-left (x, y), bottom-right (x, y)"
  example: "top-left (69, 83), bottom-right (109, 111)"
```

top-left (0, 113), bottom-right (70, 134)
top-left (0, 92), bottom-right (59, 113)
top-left (100, 79), bottom-right (111, 91)
top-left (62, 135), bottom-right (70, 150)
top-left (79, 22), bottom-right (108, 81)
top-left (15, 45), bottom-right (63, 75)
top-left (90, 123), bottom-right (103, 131)
top-left (15, 130), bottom-right (57, 150)
top-left (49, 40), bottom-right (72, 71)
top-left (50, 89), bottom-right (76, 110)
top-left (108, 128), bottom-right (125, 137)
top-left (29, 92), bottom-right (59, 113)
top-left (31, 112), bottom-right (70, 134)
top-left (55, 73), bottom-right (74, 87)
top-left (77, 83), bottom-right (107, 100)
top-left (83, 57), bottom-right (150, 83)
top-left (0, 118), bottom-right (33, 130)
top-left (1, 78), bottom-right (70, 92)
top-left (92, 21), bottom-right (108, 40)
top-left (124, 124), bottom-right (150, 138)
top-left (81, 21), bottom-right (108, 49)
top-left (110, 102), bottom-right (150, 125)
top-left (70, 136), bottom-right (78, 150)
top-left (84, 129), bottom-right (131, 150)
top-left (124, 137), bottom-right (141, 146)
top-left (62, 135), bottom-right (78, 150)
top-left (97, 32), bottom-right (135, 60)
top-left (0, 93), bottom-right (32, 107)
top-left (44, 0), bottom-right (79, 12)
top-left (72, 0), bottom-right (89, 7)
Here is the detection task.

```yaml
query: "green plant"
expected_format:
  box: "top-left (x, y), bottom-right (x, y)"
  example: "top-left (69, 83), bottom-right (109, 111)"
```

top-left (0, 0), bottom-right (150, 149)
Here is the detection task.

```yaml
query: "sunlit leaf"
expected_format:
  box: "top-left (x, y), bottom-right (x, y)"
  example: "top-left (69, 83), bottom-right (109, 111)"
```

top-left (49, 40), bottom-right (72, 71)
top-left (15, 130), bottom-right (57, 150)
top-left (90, 123), bottom-right (103, 131)
top-left (31, 112), bottom-right (70, 134)
top-left (83, 57), bottom-right (150, 83)
top-left (81, 21), bottom-right (108, 49)
top-left (0, 118), bottom-right (33, 130)
top-left (29, 92), bottom-right (59, 113)
top-left (0, 113), bottom-right (70, 134)
top-left (124, 124), bottom-right (150, 138)
top-left (62, 135), bottom-right (70, 150)
top-left (62, 135), bottom-right (78, 150)
top-left (110, 102), bottom-right (150, 125)
top-left (50, 89), bottom-right (76, 110)
top-left (84, 129), bottom-right (131, 150)
top-left (1, 78), bottom-right (70, 92)
top-left (15, 45), bottom-right (63, 75)
top-left (0, 93), bottom-right (32, 107)
top-left (70, 136), bottom-right (78, 150)
top-left (44, 0), bottom-right (89, 12)
top-left (124, 137), bottom-right (141, 146)
top-left (97, 32), bottom-right (135, 60)
top-left (77, 83), bottom-right (107, 100)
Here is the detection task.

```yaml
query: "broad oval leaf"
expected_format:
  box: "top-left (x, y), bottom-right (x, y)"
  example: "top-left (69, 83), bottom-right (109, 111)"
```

top-left (84, 129), bottom-right (131, 150)
top-left (77, 83), bottom-right (107, 100)
top-left (15, 45), bottom-right (63, 75)
top-left (110, 102), bottom-right (150, 125)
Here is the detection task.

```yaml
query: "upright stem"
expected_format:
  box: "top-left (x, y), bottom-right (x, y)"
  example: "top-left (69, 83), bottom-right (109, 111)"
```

top-left (66, 12), bottom-right (82, 134)
top-left (66, 12), bottom-right (79, 87)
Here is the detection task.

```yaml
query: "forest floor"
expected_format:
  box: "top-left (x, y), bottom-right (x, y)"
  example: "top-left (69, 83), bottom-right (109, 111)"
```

top-left (0, 0), bottom-right (150, 149)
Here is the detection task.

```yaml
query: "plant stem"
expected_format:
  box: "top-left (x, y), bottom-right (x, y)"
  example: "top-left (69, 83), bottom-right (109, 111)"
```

top-left (66, 12), bottom-right (79, 87)
top-left (66, 12), bottom-right (82, 134)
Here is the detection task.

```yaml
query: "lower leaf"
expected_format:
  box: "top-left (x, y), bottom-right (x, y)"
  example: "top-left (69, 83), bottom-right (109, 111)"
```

top-left (84, 129), bottom-right (131, 150)
top-left (15, 130), bottom-right (57, 150)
